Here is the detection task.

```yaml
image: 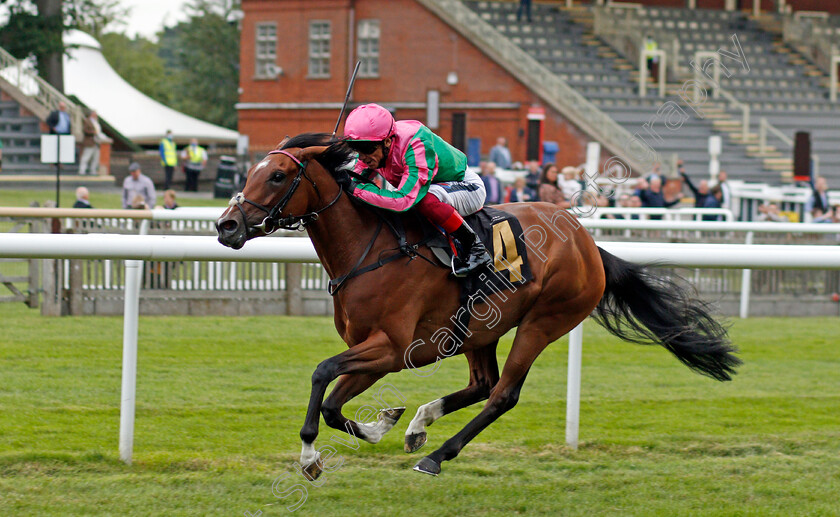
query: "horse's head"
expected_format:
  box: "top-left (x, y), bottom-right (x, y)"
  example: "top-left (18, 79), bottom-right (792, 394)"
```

top-left (216, 133), bottom-right (351, 249)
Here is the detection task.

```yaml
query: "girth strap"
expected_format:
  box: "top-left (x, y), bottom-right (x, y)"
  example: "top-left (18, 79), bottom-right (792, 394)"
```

top-left (326, 209), bottom-right (441, 296)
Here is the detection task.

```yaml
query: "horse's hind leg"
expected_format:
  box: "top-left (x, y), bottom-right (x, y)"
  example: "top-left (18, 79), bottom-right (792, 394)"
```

top-left (414, 317), bottom-right (582, 476)
top-left (404, 343), bottom-right (499, 453)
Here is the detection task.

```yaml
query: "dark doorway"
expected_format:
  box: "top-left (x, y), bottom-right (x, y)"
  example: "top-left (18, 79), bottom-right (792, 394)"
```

top-left (451, 113), bottom-right (466, 152)
top-left (527, 119), bottom-right (541, 162)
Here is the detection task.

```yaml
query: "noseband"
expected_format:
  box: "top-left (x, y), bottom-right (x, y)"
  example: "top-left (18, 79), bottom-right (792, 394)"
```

top-left (229, 149), bottom-right (341, 235)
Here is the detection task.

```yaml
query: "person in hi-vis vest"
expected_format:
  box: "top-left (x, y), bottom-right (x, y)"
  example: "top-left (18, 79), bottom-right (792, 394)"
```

top-left (644, 34), bottom-right (659, 81)
top-left (180, 138), bottom-right (207, 192)
top-left (159, 130), bottom-right (178, 189)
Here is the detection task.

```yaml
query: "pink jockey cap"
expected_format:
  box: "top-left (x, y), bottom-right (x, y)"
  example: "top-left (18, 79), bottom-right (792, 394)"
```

top-left (343, 103), bottom-right (396, 141)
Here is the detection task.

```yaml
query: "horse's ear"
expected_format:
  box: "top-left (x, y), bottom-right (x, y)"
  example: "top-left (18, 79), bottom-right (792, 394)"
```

top-left (274, 136), bottom-right (290, 150)
top-left (297, 146), bottom-right (329, 162)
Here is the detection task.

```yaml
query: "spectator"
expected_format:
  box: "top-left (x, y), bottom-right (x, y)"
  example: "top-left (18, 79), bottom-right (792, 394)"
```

top-left (161, 189), bottom-right (178, 210)
top-left (516, 0), bottom-right (532, 23)
top-left (701, 185), bottom-right (724, 221)
top-left (559, 166), bottom-right (582, 200)
top-left (678, 162), bottom-right (711, 207)
top-left (716, 170), bottom-right (732, 212)
top-left (181, 138), bottom-right (208, 192)
top-left (130, 194), bottom-right (148, 210)
top-left (46, 101), bottom-right (71, 135)
top-left (488, 137), bottom-right (512, 170)
top-left (606, 194), bottom-right (630, 220)
top-left (647, 162), bottom-right (663, 183)
top-left (79, 110), bottom-right (106, 176)
top-left (756, 202), bottom-right (789, 223)
top-left (159, 130), bottom-right (178, 190)
top-left (813, 205), bottom-right (839, 223)
top-left (537, 163), bottom-right (570, 208)
top-left (509, 176), bottom-right (536, 202)
top-left (805, 177), bottom-right (830, 218)
top-left (633, 176), bottom-right (649, 197)
top-left (73, 186), bottom-right (93, 209)
top-left (644, 34), bottom-right (659, 80)
top-left (524, 160), bottom-right (541, 197)
top-left (480, 161), bottom-right (504, 205)
top-left (638, 176), bottom-right (682, 219)
top-left (122, 162), bottom-right (156, 209)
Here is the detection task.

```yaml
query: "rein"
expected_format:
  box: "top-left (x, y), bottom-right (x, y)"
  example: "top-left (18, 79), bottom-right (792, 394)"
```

top-left (327, 202), bottom-right (439, 296)
top-left (229, 150), bottom-right (341, 235)
top-left (229, 148), bottom-right (439, 296)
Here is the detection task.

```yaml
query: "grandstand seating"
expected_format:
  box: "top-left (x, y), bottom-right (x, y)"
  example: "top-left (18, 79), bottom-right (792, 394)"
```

top-left (0, 98), bottom-right (56, 174)
top-left (463, 1), bottom-right (840, 184)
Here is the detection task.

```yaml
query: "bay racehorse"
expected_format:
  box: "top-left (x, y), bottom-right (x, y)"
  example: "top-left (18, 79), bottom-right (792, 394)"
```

top-left (216, 133), bottom-right (739, 477)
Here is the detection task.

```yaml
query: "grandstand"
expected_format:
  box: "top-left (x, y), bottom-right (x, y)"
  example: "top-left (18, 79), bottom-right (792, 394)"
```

top-left (463, 1), bottom-right (840, 184)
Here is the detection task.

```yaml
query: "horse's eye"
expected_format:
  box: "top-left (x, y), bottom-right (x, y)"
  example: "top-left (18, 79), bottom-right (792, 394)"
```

top-left (269, 171), bottom-right (285, 184)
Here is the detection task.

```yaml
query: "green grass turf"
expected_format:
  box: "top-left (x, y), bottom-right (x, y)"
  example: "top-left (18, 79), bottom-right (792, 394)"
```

top-left (0, 304), bottom-right (838, 516)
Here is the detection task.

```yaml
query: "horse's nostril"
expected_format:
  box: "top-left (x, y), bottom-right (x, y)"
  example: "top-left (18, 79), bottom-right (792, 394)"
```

top-left (220, 220), bottom-right (238, 233)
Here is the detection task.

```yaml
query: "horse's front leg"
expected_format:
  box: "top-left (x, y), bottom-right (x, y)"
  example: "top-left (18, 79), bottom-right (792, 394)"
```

top-left (298, 331), bottom-right (399, 479)
top-left (321, 373), bottom-right (405, 445)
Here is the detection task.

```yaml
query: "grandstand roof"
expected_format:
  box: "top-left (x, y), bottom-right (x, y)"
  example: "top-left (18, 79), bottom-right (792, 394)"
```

top-left (62, 30), bottom-right (238, 145)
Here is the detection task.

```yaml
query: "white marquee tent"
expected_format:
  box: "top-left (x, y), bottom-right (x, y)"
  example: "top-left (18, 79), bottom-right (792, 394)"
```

top-left (63, 30), bottom-right (238, 146)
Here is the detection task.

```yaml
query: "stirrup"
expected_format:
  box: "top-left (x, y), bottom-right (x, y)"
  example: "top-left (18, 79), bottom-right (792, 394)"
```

top-left (451, 246), bottom-right (492, 278)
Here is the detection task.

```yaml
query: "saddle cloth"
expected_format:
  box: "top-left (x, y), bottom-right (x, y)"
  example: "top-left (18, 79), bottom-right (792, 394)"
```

top-left (426, 207), bottom-right (534, 295)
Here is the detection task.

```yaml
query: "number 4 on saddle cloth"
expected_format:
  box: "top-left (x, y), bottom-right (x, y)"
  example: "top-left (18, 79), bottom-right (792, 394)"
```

top-left (426, 207), bottom-right (534, 294)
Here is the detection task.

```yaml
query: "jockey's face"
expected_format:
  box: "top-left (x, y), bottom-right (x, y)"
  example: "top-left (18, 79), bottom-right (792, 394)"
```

top-left (357, 138), bottom-right (391, 169)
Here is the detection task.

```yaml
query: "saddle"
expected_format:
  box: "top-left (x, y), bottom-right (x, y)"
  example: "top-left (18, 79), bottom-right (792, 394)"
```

top-left (424, 207), bottom-right (534, 296)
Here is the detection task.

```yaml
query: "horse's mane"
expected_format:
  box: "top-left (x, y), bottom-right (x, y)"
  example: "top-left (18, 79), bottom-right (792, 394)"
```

top-left (279, 133), bottom-right (354, 178)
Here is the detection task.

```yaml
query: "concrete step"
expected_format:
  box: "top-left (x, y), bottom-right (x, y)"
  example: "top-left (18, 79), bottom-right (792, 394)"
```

top-left (747, 145), bottom-right (778, 153)
top-left (746, 150), bottom-right (784, 158)
top-left (730, 134), bottom-right (759, 144)
top-left (712, 119), bottom-right (744, 128)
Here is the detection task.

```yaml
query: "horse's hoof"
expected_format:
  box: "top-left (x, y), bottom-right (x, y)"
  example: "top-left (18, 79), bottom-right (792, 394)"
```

top-left (404, 432), bottom-right (427, 453)
top-left (301, 458), bottom-right (323, 481)
top-left (413, 456), bottom-right (441, 476)
top-left (380, 407), bottom-right (406, 424)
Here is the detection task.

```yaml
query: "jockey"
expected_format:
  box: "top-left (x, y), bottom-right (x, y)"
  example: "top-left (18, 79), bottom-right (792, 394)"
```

top-left (342, 103), bottom-right (492, 277)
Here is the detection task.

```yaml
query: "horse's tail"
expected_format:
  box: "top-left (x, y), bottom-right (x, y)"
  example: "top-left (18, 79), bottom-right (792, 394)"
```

top-left (593, 246), bottom-right (741, 381)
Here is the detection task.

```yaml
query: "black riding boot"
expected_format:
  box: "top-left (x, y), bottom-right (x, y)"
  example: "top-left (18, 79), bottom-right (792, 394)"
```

top-left (451, 221), bottom-right (492, 277)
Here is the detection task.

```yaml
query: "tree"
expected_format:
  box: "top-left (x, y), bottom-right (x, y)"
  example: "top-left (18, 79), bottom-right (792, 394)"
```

top-left (0, 0), bottom-right (127, 90)
top-left (158, 0), bottom-right (241, 129)
top-left (99, 33), bottom-right (178, 107)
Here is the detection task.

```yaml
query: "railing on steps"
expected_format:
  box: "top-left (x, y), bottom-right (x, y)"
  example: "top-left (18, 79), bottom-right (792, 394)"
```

top-left (758, 117), bottom-right (820, 178)
top-left (0, 45), bottom-right (84, 141)
top-left (416, 0), bottom-right (647, 174)
top-left (717, 88), bottom-right (750, 142)
top-left (593, 5), bottom-right (684, 78)
top-left (782, 11), bottom-right (840, 101)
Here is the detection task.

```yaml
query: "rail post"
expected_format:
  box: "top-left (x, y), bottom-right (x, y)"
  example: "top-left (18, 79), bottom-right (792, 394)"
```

top-left (566, 323), bottom-right (584, 449)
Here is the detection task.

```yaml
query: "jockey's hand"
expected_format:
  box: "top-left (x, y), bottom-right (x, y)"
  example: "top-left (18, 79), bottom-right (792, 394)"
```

top-left (335, 173), bottom-right (355, 192)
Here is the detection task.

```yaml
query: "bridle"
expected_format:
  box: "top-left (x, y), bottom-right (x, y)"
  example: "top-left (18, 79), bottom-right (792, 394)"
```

top-left (228, 149), bottom-right (342, 236)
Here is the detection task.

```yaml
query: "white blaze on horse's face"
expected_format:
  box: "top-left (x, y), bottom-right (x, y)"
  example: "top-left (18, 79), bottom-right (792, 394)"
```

top-left (248, 158), bottom-right (272, 181)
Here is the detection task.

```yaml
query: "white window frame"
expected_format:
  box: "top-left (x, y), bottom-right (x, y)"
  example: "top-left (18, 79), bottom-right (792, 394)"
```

top-left (254, 22), bottom-right (278, 79)
top-left (308, 20), bottom-right (332, 78)
top-left (357, 19), bottom-right (380, 78)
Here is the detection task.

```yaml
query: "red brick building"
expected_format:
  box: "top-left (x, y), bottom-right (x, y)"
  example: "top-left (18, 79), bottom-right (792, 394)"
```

top-left (237, 0), bottom-right (838, 165)
top-left (237, 0), bottom-right (594, 167)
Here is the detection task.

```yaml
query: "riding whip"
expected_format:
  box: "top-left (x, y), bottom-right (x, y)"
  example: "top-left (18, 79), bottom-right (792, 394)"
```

top-left (332, 60), bottom-right (362, 138)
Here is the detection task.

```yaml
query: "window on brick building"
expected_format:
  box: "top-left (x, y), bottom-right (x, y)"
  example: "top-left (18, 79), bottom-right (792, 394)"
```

top-left (357, 19), bottom-right (380, 78)
top-left (255, 23), bottom-right (277, 79)
top-left (308, 21), bottom-right (331, 78)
